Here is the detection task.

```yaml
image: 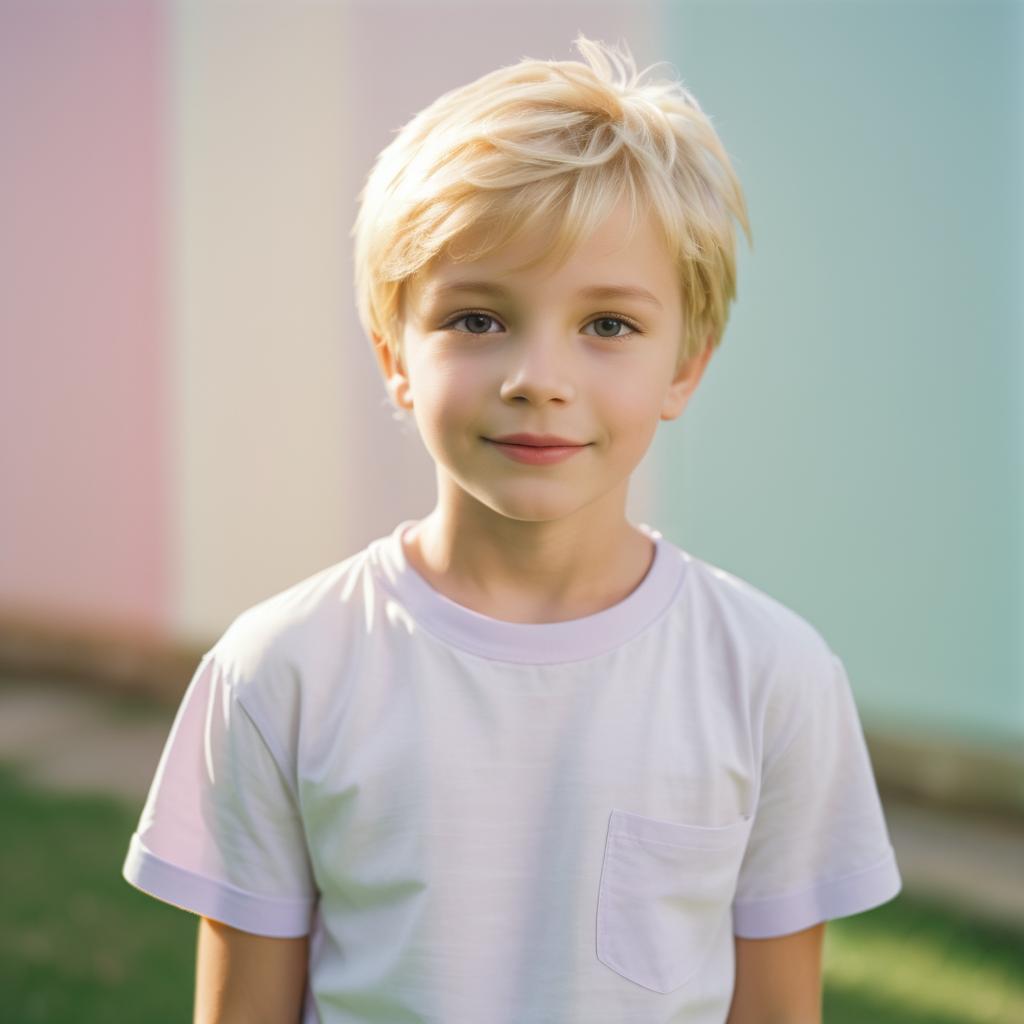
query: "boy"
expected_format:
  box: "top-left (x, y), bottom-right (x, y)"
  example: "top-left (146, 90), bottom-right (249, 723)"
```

top-left (122, 34), bottom-right (902, 1024)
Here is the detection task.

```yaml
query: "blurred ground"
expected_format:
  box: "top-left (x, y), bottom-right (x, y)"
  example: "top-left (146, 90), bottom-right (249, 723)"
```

top-left (2, 674), bottom-right (1023, 933)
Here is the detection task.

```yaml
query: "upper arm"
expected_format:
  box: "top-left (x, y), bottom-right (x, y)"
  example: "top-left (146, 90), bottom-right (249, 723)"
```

top-left (725, 922), bottom-right (826, 1024)
top-left (194, 916), bottom-right (309, 1024)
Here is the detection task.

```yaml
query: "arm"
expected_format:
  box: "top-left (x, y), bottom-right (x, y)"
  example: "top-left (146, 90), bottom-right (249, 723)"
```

top-left (193, 916), bottom-right (309, 1024)
top-left (725, 922), bottom-right (826, 1024)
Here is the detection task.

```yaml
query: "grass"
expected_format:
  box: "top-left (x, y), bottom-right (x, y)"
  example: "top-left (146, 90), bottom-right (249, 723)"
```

top-left (822, 891), bottom-right (1024, 1023)
top-left (2, 759), bottom-right (1022, 1023)
top-left (0, 759), bottom-right (197, 1022)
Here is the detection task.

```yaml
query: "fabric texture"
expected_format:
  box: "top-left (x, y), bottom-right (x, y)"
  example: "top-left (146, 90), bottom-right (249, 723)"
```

top-left (123, 518), bottom-right (902, 1023)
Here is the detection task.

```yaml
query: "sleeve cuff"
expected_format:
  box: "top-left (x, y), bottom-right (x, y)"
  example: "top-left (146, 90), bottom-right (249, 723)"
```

top-left (732, 848), bottom-right (903, 939)
top-left (121, 832), bottom-right (316, 938)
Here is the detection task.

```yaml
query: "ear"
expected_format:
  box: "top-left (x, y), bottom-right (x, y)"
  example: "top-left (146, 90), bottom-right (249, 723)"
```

top-left (660, 335), bottom-right (714, 422)
top-left (372, 331), bottom-right (414, 411)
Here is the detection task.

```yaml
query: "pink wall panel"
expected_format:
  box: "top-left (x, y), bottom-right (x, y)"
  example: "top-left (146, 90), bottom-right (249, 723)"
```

top-left (0, 2), bottom-right (167, 630)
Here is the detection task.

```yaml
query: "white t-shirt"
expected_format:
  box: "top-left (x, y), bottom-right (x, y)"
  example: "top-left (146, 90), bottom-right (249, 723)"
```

top-left (122, 518), bottom-right (902, 1023)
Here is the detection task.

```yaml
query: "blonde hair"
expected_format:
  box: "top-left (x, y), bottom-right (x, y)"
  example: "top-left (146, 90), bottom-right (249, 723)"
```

top-left (350, 33), bottom-right (752, 383)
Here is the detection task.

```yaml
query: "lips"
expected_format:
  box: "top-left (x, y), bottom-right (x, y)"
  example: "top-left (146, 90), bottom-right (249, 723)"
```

top-left (485, 438), bottom-right (588, 465)
top-left (486, 433), bottom-right (587, 447)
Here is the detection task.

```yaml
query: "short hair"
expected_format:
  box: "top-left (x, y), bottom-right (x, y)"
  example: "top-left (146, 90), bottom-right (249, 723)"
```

top-left (351, 33), bottom-right (752, 383)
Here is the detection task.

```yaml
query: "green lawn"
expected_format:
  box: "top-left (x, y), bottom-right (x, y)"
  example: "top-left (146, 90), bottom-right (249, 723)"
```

top-left (2, 758), bottom-right (1022, 1023)
top-left (0, 760), bottom-right (197, 1022)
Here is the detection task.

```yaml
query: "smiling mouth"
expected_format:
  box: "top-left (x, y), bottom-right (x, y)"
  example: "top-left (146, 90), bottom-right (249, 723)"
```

top-left (483, 438), bottom-right (590, 448)
top-left (482, 438), bottom-right (592, 466)
top-left (488, 442), bottom-right (581, 448)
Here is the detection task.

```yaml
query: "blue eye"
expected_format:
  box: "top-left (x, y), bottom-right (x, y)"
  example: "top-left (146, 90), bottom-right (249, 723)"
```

top-left (442, 312), bottom-right (641, 338)
top-left (585, 317), bottom-right (636, 339)
top-left (448, 313), bottom-right (501, 334)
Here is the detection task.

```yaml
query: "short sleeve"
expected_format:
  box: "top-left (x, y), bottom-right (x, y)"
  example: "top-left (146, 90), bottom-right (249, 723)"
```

top-left (121, 648), bottom-right (317, 937)
top-left (732, 649), bottom-right (902, 939)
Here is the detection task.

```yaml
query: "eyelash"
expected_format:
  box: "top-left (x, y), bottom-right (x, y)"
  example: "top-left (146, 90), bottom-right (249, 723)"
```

top-left (439, 310), bottom-right (644, 339)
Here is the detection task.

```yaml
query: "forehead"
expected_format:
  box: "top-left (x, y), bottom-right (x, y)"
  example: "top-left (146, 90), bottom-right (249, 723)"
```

top-left (407, 199), bottom-right (678, 312)
top-left (421, 278), bottom-right (664, 310)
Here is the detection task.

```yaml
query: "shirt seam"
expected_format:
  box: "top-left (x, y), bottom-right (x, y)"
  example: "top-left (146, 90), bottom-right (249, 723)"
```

top-left (235, 690), bottom-right (302, 808)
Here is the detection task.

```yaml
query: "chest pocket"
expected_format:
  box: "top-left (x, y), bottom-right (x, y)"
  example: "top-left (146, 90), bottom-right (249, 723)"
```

top-left (595, 808), bottom-right (755, 994)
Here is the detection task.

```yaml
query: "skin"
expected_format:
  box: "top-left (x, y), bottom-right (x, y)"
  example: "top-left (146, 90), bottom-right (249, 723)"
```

top-left (193, 917), bottom-right (308, 1023)
top-left (726, 923), bottom-right (827, 1024)
top-left (373, 195), bottom-right (713, 622)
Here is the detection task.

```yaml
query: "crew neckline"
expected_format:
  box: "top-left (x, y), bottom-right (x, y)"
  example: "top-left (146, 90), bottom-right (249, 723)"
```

top-left (370, 518), bottom-right (688, 664)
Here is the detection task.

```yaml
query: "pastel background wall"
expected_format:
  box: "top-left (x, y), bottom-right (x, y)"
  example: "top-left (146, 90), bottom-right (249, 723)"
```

top-left (1, 1), bottom-right (1020, 765)
top-left (654, 0), bottom-right (1023, 751)
top-left (1, 3), bottom-right (168, 631)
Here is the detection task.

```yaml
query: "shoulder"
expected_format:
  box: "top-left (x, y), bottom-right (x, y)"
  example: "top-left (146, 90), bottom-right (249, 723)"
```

top-left (676, 550), bottom-right (841, 732)
top-left (676, 550), bottom-right (861, 792)
top-left (681, 550), bottom-right (835, 674)
top-left (205, 544), bottom-right (376, 717)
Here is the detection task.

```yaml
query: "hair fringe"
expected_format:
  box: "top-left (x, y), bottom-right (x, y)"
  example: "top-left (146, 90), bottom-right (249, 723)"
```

top-left (351, 33), bottom-right (752, 383)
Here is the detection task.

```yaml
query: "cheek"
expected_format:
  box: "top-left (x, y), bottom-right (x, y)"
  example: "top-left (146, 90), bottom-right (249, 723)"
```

top-left (413, 364), bottom-right (481, 433)
top-left (594, 378), bottom-right (663, 453)
top-left (595, 373), bottom-right (658, 425)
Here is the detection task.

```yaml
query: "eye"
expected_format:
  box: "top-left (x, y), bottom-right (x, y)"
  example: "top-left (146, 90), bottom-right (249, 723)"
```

top-left (582, 316), bottom-right (640, 339)
top-left (444, 312), bottom-right (503, 334)
top-left (441, 311), bottom-right (642, 339)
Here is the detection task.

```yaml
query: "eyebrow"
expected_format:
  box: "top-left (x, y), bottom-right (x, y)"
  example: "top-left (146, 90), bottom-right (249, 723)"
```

top-left (422, 280), bottom-right (663, 310)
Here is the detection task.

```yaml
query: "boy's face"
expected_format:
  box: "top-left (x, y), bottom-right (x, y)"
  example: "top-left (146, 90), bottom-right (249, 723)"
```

top-left (375, 196), bottom-right (712, 526)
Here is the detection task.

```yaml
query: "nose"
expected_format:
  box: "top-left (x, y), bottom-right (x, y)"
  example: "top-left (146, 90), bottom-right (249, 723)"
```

top-left (498, 337), bottom-right (577, 405)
